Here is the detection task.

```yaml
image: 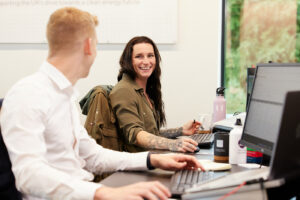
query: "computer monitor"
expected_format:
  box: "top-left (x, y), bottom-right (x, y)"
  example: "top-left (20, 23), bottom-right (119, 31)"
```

top-left (246, 67), bottom-right (256, 110)
top-left (241, 63), bottom-right (300, 156)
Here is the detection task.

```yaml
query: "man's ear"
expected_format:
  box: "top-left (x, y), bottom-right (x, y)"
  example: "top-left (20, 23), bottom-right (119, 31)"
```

top-left (84, 38), bottom-right (92, 55)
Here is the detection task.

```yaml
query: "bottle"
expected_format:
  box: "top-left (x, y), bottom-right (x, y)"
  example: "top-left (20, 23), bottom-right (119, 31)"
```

top-left (229, 118), bottom-right (247, 164)
top-left (212, 87), bottom-right (226, 123)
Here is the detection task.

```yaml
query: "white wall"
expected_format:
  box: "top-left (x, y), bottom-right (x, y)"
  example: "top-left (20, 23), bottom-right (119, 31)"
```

top-left (0, 0), bottom-right (220, 128)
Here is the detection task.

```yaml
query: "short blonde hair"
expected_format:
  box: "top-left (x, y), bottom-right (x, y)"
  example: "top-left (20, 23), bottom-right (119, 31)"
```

top-left (47, 7), bottom-right (98, 54)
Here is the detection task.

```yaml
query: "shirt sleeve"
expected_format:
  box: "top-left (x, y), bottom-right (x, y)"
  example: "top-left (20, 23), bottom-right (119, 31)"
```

top-left (77, 126), bottom-right (148, 174)
top-left (110, 86), bottom-right (144, 144)
top-left (0, 89), bottom-right (100, 200)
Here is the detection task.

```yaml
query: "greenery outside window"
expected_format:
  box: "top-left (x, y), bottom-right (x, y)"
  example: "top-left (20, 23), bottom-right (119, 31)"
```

top-left (223, 0), bottom-right (300, 113)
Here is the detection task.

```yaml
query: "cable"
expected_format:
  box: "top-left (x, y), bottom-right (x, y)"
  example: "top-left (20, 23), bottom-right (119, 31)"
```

top-left (259, 178), bottom-right (266, 200)
top-left (217, 181), bottom-right (247, 200)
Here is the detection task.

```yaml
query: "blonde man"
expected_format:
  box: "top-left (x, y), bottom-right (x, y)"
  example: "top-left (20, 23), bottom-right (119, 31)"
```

top-left (0, 7), bottom-right (203, 200)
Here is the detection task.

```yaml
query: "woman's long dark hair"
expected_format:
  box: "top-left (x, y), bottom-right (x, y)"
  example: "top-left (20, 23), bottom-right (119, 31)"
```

top-left (118, 36), bottom-right (166, 127)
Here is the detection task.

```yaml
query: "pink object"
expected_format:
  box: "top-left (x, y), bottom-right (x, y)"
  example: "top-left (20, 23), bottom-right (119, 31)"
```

top-left (212, 87), bottom-right (226, 123)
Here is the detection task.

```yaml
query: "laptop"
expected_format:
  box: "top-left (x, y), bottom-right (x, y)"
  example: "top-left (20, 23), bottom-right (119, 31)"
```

top-left (183, 91), bottom-right (300, 195)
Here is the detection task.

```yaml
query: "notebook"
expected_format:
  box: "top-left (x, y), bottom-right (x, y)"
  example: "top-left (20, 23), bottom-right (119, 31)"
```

top-left (185, 91), bottom-right (300, 193)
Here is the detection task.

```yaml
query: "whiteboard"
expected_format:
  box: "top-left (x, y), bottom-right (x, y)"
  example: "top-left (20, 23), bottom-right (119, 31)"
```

top-left (0, 0), bottom-right (177, 44)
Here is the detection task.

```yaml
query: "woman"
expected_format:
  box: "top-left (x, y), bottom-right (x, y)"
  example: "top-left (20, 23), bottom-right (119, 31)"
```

top-left (110, 36), bottom-right (200, 153)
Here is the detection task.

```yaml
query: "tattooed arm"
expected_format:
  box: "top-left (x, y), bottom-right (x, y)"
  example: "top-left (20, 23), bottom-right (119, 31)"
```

top-left (159, 120), bottom-right (201, 139)
top-left (136, 131), bottom-right (198, 152)
top-left (159, 127), bottom-right (183, 139)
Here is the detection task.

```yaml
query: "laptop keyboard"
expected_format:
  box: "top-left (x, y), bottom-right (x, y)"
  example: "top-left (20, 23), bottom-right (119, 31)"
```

top-left (189, 133), bottom-right (214, 148)
top-left (170, 170), bottom-right (217, 196)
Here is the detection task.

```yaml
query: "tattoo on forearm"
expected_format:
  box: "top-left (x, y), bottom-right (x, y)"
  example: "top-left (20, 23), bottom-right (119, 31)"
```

top-left (159, 127), bottom-right (183, 139)
top-left (142, 134), bottom-right (181, 151)
top-left (169, 139), bottom-right (183, 151)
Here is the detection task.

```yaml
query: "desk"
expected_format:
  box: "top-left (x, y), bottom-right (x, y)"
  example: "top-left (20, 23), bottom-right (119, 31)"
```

top-left (100, 145), bottom-right (300, 199)
top-left (100, 147), bottom-right (266, 199)
top-left (100, 148), bottom-right (220, 187)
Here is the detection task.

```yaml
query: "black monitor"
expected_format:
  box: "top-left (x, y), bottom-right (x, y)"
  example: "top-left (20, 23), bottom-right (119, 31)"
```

top-left (246, 67), bottom-right (256, 110)
top-left (241, 63), bottom-right (300, 157)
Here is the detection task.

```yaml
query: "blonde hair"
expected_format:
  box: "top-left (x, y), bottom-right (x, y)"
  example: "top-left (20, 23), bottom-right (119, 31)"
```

top-left (47, 7), bottom-right (98, 55)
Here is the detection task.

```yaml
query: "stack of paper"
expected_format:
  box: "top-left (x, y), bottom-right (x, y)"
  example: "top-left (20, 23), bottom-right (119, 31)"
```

top-left (198, 159), bottom-right (232, 171)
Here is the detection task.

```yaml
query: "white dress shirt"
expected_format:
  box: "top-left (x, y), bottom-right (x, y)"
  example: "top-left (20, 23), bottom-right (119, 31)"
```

top-left (0, 61), bottom-right (148, 200)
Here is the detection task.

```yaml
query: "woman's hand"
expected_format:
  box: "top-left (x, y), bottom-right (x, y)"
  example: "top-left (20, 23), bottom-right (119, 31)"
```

top-left (182, 120), bottom-right (201, 136)
top-left (169, 137), bottom-right (198, 152)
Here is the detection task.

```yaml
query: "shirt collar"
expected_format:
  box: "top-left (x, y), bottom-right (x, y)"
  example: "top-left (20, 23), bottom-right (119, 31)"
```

top-left (122, 73), bottom-right (143, 92)
top-left (40, 61), bottom-right (79, 98)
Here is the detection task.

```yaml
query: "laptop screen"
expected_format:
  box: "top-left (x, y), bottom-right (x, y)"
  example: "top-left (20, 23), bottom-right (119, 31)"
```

top-left (241, 63), bottom-right (300, 156)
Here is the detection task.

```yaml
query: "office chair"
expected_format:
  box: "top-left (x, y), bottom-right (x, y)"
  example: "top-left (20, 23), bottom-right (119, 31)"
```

top-left (0, 98), bottom-right (22, 199)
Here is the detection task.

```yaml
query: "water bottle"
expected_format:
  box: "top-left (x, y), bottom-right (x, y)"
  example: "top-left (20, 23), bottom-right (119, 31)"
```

top-left (229, 118), bottom-right (247, 164)
top-left (212, 87), bottom-right (226, 123)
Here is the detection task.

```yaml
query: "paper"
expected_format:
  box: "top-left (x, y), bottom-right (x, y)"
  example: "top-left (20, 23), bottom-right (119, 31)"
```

top-left (238, 163), bottom-right (267, 169)
top-left (198, 159), bottom-right (232, 171)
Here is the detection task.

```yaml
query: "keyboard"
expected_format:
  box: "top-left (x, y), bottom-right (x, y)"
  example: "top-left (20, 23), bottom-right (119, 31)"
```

top-left (170, 169), bottom-right (223, 197)
top-left (189, 133), bottom-right (214, 148)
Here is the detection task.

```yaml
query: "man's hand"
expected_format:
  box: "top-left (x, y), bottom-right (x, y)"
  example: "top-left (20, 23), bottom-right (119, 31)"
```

top-left (182, 120), bottom-right (201, 136)
top-left (169, 137), bottom-right (198, 152)
top-left (150, 153), bottom-right (205, 171)
top-left (94, 181), bottom-right (171, 200)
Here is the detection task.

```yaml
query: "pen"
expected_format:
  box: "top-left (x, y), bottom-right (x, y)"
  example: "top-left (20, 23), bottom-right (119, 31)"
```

top-left (194, 119), bottom-right (204, 130)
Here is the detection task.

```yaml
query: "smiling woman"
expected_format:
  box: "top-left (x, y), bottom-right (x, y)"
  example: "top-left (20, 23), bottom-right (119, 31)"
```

top-left (109, 36), bottom-right (200, 153)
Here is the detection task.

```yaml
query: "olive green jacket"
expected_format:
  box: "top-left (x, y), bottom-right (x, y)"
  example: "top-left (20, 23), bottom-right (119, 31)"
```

top-left (80, 85), bottom-right (124, 152)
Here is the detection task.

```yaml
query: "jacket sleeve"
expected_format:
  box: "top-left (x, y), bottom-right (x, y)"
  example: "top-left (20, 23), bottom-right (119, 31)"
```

top-left (110, 87), bottom-right (144, 145)
top-left (84, 90), bottom-right (105, 141)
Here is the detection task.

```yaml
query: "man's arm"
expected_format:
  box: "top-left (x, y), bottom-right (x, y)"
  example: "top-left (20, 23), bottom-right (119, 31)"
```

top-left (77, 126), bottom-right (150, 173)
top-left (94, 181), bottom-right (170, 200)
top-left (0, 87), bottom-right (100, 200)
top-left (149, 153), bottom-right (205, 171)
top-left (93, 153), bottom-right (204, 200)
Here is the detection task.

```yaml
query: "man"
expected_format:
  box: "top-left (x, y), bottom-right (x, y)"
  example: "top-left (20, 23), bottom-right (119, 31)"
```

top-left (0, 7), bottom-right (203, 200)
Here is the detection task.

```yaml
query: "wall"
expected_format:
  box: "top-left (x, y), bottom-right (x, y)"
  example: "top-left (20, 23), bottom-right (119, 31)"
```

top-left (0, 0), bottom-right (220, 128)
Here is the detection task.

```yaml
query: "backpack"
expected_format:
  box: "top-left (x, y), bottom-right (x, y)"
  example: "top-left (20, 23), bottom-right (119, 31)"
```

top-left (80, 85), bottom-right (124, 152)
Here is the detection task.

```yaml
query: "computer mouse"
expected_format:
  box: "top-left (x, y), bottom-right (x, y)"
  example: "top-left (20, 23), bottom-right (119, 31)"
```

top-left (194, 146), bottom-right (200, 153)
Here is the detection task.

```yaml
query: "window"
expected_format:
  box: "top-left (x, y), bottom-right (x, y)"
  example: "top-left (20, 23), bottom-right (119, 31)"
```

top-left (222, 0), bottom-right (300, 113)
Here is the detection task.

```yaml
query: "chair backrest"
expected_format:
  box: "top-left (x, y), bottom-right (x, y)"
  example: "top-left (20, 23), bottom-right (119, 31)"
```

top-left (0, 98), bottom-right (22, 199)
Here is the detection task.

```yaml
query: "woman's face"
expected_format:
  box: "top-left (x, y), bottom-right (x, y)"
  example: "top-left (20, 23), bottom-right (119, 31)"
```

top-left (132, 42), bottom-right (156, 82)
